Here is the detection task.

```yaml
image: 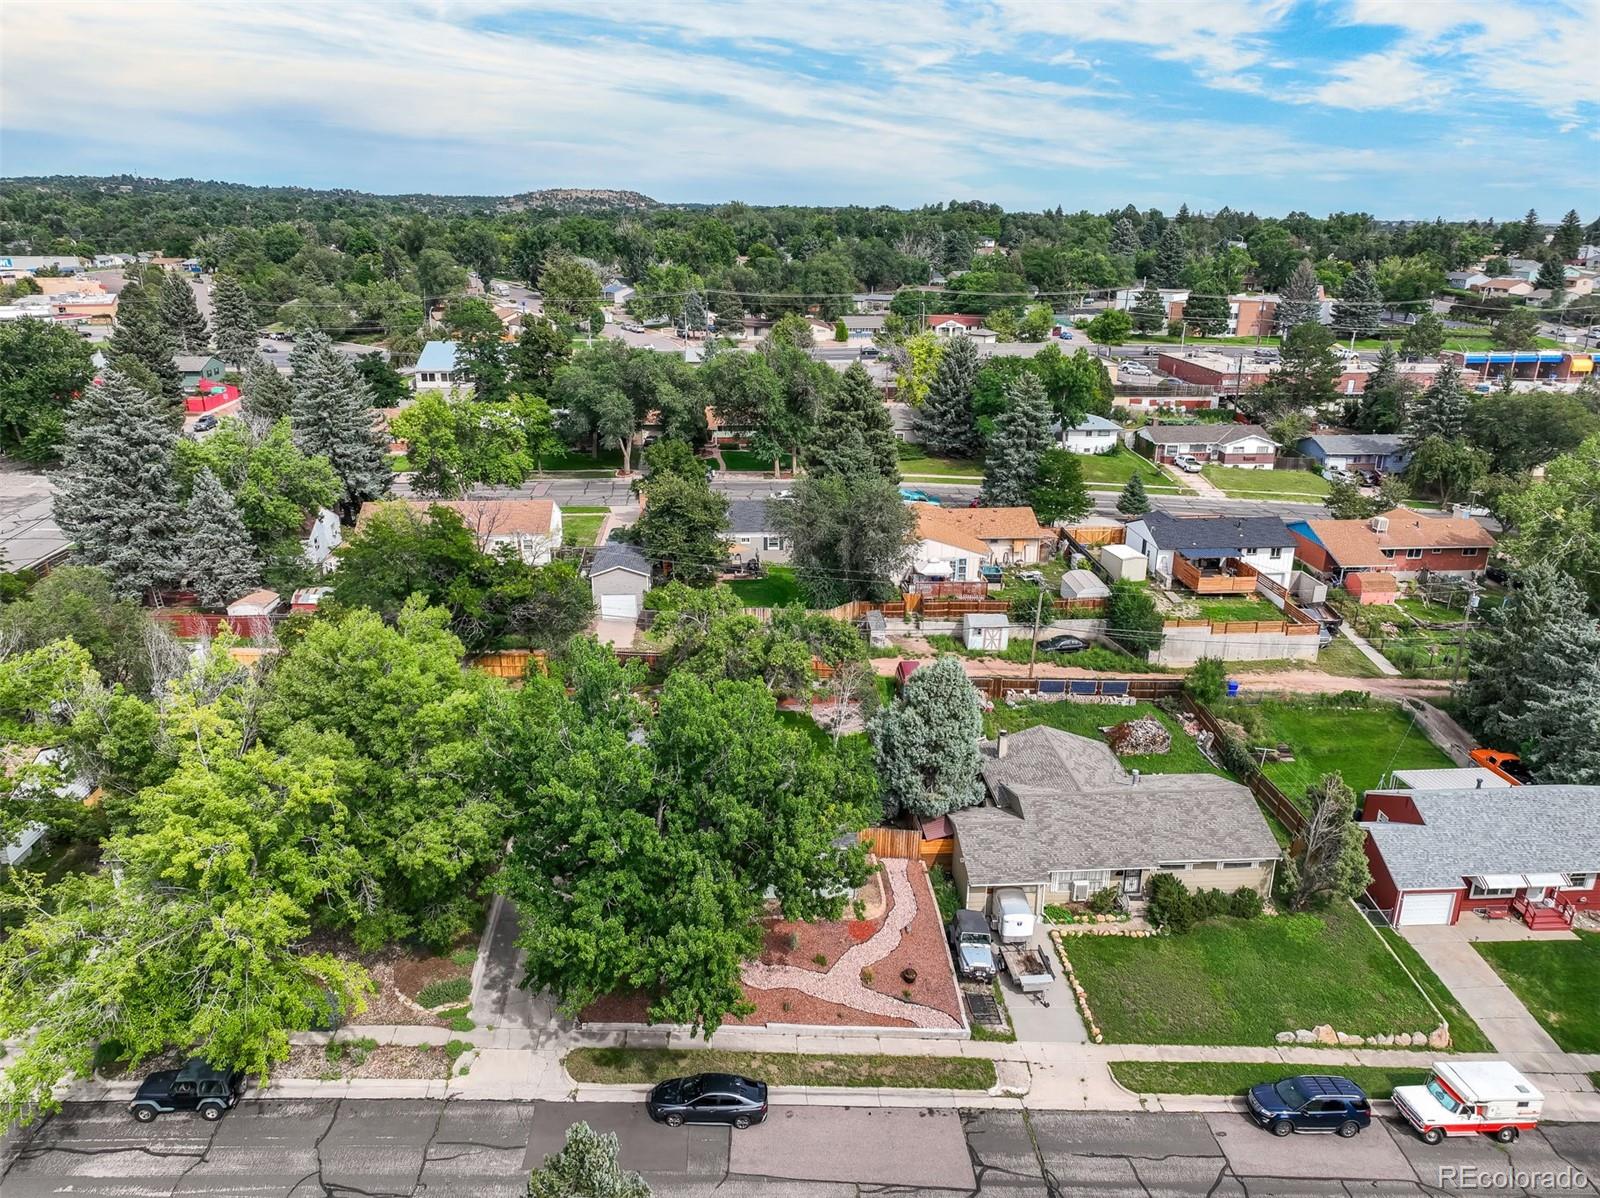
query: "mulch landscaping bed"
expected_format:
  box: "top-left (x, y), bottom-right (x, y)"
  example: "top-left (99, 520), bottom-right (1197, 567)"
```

top-left (306, 931), bottom-right (478, 1028)
top-left (281, 1042), bottom-right (455, 1081)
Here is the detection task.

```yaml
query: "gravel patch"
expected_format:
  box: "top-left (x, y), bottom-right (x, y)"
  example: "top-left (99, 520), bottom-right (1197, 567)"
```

top-left (281, 1042), bottom-right (453, 1080)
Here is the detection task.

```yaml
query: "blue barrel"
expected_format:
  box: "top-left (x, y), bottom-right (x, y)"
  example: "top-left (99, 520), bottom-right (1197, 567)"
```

top-left (1226, 679), bottom-right (1240, 698)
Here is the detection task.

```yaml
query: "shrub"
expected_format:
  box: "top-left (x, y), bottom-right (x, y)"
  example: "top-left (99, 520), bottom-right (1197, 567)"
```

top-left (416, 976), bottom-right (472, 1008)
top-left (1146, 872), bottom-right (1195, 933)
top-left (1216, 730), bottom-right (1258, 778)
top-left (1086, 886), bottom-right (1120, 915)
top-left (929, 868), bottom-right (959, 923)
top-left (1194, 887), bottom-right (1231, 920)
top-left (1186, 657), bottom-right (1226, 704)
top-left (1229, 887), bottom-right (1264, 919)
top-left (812, 953), bottom-right (828, 968)
top-left (785, 931), bottom-right (800, 952)
top-left (859, 968), bottom-right (874, 986)
top-left (449, 947), bottom-right (478, 968)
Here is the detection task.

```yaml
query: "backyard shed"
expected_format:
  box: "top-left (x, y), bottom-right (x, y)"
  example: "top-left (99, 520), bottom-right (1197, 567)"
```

top-left (962, 612), bottom-right (1011, 652)
top-left (1059, 569), bottom-right (1111, 602)
top-left (588, 542), bottom-right (652, 620)
top-left (1346, 570), bottom-right (1398, 605)
top-left (1098, 543), bottom-right (1147, 582)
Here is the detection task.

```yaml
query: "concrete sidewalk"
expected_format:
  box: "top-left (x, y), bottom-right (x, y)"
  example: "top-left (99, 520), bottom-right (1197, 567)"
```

top-left (1338, 622), bottom-right (1401, 676)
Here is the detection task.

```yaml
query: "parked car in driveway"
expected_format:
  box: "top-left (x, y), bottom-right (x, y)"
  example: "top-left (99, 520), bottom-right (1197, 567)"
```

top-left (1172, 453), bottom-right (1204, 473)
top-left (129, 1060), bottom-right (245, 1122)
top-left (646, 1073), bottom-right (768, 1129)
top-left (1246, 1075), bottom-right (1371, 1137)
top-left (193, 414), bottom-right (218, 432)
top-left (948, 909), bottom-right (996, 982)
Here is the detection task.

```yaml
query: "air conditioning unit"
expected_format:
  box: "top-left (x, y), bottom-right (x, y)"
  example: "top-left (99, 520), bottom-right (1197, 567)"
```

top-left (1369, 515), bottom-right (1389, 534)
top-left (1072, 880), bottom-right (1092, 902)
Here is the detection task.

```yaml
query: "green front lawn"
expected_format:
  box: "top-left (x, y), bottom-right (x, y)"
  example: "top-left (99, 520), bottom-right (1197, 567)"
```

top-left (728, 565), bottom-right (804, 608)
top-left (1476, 932), bottom-right (1600, 1053)
top-left (897, 455), bottom-right (985, 479)
top-left (721, 449), bottom-right (793, 473)
top-left (562, 514), bottom-right (606, 547)
top-left (1076, 447), bottom-right (1184, 492)
top-left (1194, 597), bottom-right (1287, 624)
top-left (564, 1047), bottom-right (997, 1091)
top-left (1199, 466), bottom-right (1331, 498)
top-left (1064, 901), bottom-right (1483, 1046)
top-left (539, 446), bottom-right (624, 472)
top-left (1111, 1061), bottom-right (1431, 1098)
top-left (986, 699), bottom-right (1223, 778)
top-left (1214, 697), bottom-right (1453, 804)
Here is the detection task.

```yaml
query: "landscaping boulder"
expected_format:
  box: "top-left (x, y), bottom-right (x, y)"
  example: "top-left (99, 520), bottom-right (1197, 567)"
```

top-left (1313, 1024), bottom-right (1338, 1046)
top-left (1106, 716), bottom-right (1172, 757)
top-left (1275, 1031), bottom-right (1295, 1044)
top-left (1375, 1034), bottom-right (1393, 1046)
top-left (1336, 1032), bottom-right (1364, 1046)
top-left (1412, 1031), bottom-right (1428, 1047)
top-left (1429, 1025), bottom-right (1451, 1050)
top-left (1293, 1029), bottom-right (1316, 1044)
top-left (1394, 1032), bottom-right (1412, 1047)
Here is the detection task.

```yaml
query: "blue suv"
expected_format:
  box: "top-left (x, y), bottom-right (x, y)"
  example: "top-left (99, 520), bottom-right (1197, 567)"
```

top-left (1247, 1075), bottom-right (1372, 1138)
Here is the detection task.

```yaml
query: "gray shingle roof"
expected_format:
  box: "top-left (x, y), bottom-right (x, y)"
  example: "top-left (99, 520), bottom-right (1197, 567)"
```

top-left (589, 542), bottom-right (650, 578)
top-left (1137, 512), bottom-right (1298, 553)
top-left (1362, 786), bottom-right (1600, 891)
top-left (727, 499), bottom-right (776, 535)
top-left (1299, 433), bottom-right (1407, 456)
top-left (1137, 423), bottom-right (1274, 447)
top-left (948, 726), bottom-right (1278, 886)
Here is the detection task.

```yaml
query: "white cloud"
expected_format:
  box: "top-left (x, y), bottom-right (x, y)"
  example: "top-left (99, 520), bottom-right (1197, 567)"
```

top-left (1301, 50), bottom-right (1443, 111)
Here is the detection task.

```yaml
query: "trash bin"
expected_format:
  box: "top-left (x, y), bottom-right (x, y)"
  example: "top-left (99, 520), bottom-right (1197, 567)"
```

top-left (1226, 679), bottom-right (1240, 698)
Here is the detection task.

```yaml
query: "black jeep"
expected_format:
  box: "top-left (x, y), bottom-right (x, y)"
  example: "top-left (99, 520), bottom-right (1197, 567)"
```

top-left (129, 1059), bottom-right (246, 1122)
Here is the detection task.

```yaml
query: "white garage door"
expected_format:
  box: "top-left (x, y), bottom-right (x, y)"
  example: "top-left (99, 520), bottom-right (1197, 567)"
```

top-left (599, 594), bottom-right (638, 620)
top-left (1397, 891), bottom-right (1455, 926)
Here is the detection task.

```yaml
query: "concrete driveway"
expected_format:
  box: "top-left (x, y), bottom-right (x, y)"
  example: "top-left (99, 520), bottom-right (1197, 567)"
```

top-left (1000, 934), bottom-right (1086, 1044)
top-left (1400, 923), bottom-right (1566, 1054)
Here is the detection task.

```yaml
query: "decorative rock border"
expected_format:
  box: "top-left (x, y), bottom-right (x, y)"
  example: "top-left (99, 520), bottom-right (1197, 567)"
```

top-left (1049, 930), bottom-right (1102, 1044)
top-left (1055, 923), bottom-right (1157, 938)
top-left (1274, 1023), bottom-right (1451, 1049)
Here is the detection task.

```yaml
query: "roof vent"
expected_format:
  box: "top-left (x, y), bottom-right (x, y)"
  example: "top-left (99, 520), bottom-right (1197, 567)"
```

top-left (996, 730), bottom-right (1009, 760)
top-left (1369, 515), bottom-right (1389, 534)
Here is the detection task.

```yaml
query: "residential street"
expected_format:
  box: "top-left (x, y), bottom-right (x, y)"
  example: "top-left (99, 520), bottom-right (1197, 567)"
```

top-left (6, 1100), bottom-right (1598, 1197)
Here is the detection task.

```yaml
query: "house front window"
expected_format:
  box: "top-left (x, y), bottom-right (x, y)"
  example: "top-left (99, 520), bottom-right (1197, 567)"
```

top-left (1406, 548), bottom-right (1424, 560)
top-left (1468, 880), bottom-right (1518, 899)
top-left (954, 558), bottom-right (967, 580)
top-left (1462, 548), bottom-right (1481, 557)
top-left (762, 536), bottom-right (784, 551)
top-left (1566, 873), bottom-right (1595, 890)
top-left (1269, 548), bottom-right (1283, 559)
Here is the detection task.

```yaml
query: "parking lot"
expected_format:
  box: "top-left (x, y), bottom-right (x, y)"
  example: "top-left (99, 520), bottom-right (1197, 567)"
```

top-left (5, 1101), bottom-right (1597, 1196)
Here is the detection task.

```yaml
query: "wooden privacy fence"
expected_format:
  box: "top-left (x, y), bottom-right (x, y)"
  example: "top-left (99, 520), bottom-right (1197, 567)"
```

top-left (1060, 523), bottom-right (1127, 547)
top-left (859, 826), bottom-right (953, 869)
top-left (468, 649), bottom-right (549, 679)
top-left (1183, 696), bottom-right (1308, 838)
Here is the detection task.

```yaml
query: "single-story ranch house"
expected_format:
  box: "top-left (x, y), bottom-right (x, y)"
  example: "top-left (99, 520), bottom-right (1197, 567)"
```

top-left (1360, 785), bottom-right (1600, 929)
top-left (1135, 423), bottom-right (1277, 468)
top-left (948, 726), bottom-right (1279, 919)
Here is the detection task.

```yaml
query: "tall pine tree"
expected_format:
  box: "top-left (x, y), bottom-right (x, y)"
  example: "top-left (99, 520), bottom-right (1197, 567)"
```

top-left (808, 362), bottom-right (898, 482)
top-left (241, 357), bottom-right (295, 424)
top-left (1276, 259), bottom-right (1322, 333)
top-left (1130, 284), bottom-right (1166, 333)
top-left (108, 280), bottom-right (183, 404)
top-left (1552, 209), bottom-right (1583, 261)
top-left (1330, 261), bottom-right (1382, 341)
top-left (982, 372), bottom-right (1052, 507)
top-left (159, 270), bottom-right (210, 353)
top-left (1111, 217), bottom-right (1140, 258)
top-left (290, 334), bottom-right (390, 520)
top-left (1355, 345), bottom-right (1410, 433)
top-left (211, 274), bottom-right (258, 368)
top-left (1464, 564), bottom-right (1600, 785)
top-left (182, 467), bottom-right (262, 609)
top-left (1116, 472), bottom-right (1151, 515)
top-left (1154, 224), bottom-right (1186, 287)
top-left (913, 335), bottom-right (980, 458)
top-left (1407, 357), bottom-right (1469, 445)
top-left (52, 369), bottom-right (183, 597)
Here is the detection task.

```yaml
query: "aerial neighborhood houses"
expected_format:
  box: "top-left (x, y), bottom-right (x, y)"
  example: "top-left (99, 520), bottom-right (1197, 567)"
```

top-left (1295, 433), bottom-right (1411, 477)
top-left (360, 498), bottom-right (563, 565)
top-left (409, 340), bottom-right (467, 390)
top-left (1288, 510), bottom-right (1495, 587)
top-left (726, 499), bottom-right (791, 566)
top-left (1123, 513), bottom-right (1297, 588)
top-left (904, 503), bottom-right (1049, 587)
top-left (1057, 413), bottom-right (1120, 454)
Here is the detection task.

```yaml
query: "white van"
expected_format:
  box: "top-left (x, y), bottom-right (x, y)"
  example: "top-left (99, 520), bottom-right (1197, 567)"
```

top-left (991, 888), bottom-right (1035, 944)
top-left (1393, 1061), bottom-right (1543, 1144)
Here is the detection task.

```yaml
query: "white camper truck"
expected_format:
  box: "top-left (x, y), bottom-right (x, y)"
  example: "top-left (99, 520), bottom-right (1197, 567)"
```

top-left (1393, 1061), bottom-right (1543, 1144)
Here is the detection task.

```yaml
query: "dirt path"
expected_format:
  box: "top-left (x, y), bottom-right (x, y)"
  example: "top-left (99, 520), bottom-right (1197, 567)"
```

top-left (1224, 669), bottom-right (1452, 700)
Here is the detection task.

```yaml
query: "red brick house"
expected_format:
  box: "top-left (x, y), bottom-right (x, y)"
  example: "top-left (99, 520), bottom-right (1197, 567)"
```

top-left (1287, 510), bottom-right (1494, 583)
top-left (1360, 785), bottom-right (1600, 928)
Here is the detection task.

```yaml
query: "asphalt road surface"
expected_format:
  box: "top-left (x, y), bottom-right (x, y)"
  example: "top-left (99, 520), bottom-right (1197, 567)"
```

top-left (5, 1101), bottom-right (1596, 1197)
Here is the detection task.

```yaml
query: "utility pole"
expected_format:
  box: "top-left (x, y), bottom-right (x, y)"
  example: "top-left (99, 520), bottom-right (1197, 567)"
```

top-left (1452, 583), bottom-right (1480, 686)
top-left (1028, 586), bottom-right (1045, 678)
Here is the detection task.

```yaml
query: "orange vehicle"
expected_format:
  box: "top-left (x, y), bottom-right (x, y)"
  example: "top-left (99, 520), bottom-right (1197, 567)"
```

top-left (1468, 749), bottom-right (1534, 786)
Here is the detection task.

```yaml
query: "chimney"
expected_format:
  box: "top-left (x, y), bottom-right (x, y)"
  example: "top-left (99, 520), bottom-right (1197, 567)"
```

top-left (996, 730), bottom-right (1009, 760)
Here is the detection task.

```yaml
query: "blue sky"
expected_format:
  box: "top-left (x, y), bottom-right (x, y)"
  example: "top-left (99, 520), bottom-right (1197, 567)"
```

top-left (3, 1), bottom-right (1596, 219)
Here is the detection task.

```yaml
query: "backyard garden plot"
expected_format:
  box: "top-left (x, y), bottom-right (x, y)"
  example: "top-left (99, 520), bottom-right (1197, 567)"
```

top-left (1213, 696), bottom-right (1453, 805)
top-left (1063, 901), bottom-right (1487, 1047)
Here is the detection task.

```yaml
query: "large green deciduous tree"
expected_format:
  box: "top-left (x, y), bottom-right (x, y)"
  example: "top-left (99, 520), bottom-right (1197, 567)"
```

top-left (0, 319), bottom-right (95, 462)
top-left (772, 472), bottom-right (915, 606)
top-left (1495, 434), bottom-right (1600, 610)
top-left (869, 654), bottom-right (984, 820)
top-left (1030, 449), bottom-right (1091, 526)
top-left (631, 469), bottom-right (730, 585)
top-left (499, 657), bottom-right (874, 1035)
top-left (528, 1123), bottom-right (651, 1198)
